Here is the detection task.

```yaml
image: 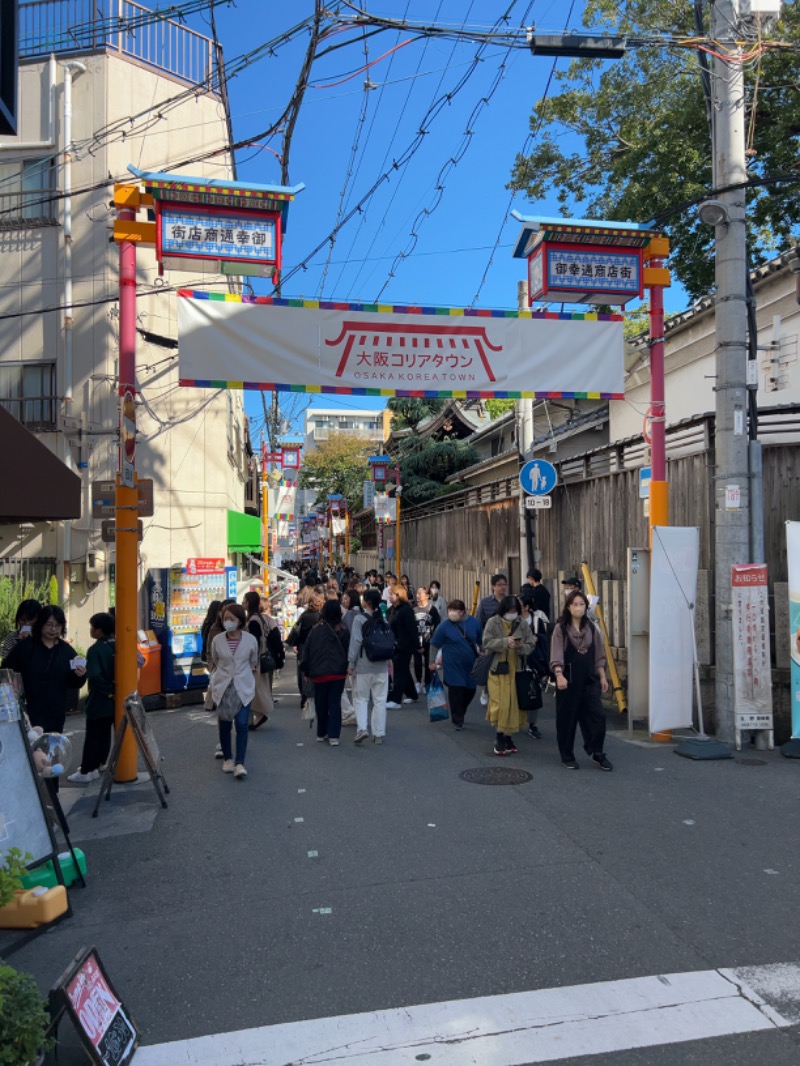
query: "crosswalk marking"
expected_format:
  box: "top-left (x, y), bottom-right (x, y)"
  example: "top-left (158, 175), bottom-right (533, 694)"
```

top-left (134, 962), bottom-right (800, 1066)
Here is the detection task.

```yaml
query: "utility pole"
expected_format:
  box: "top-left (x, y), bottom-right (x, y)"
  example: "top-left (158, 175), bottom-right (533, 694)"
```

top-left (709, 0), bottom-right (750, 745)
top-left (516, 281), bottom-right (534, 581)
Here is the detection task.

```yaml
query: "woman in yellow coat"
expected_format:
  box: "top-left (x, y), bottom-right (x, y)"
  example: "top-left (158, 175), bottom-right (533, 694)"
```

top-left (482, 595), bottom-right (536, 756)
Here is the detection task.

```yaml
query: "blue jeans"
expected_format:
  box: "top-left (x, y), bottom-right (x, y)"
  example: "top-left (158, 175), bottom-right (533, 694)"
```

top-left (218, 702), bottom-right (250, 764)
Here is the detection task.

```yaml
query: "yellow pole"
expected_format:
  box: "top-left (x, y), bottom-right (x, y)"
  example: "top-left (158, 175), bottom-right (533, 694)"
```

top-left (114, 201), bottom-right (140, 783)
top-left (580, 562), bottom-right (627, 715)
top-left (471, 579), bottom-right (480, 617)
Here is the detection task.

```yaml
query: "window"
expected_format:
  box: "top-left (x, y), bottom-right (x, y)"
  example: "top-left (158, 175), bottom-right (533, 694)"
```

top-left (0, 362), bottom-right (57, 429)
top-left (0, 157), bottom-right (57, 228)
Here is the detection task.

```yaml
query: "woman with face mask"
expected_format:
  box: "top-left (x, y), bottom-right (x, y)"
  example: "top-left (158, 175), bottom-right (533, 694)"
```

top-left (550, 590), bottom-right (611, 771)
top-left (209, 604), bottom-right (258, 780)
top-left (481, 595), bottom-right (536, 755)
top-left (428, 600), bottom-right (482, 730)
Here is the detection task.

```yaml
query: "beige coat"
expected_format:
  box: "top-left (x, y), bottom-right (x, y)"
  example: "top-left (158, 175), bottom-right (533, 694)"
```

top-left (210, 631), bottom-right (258, 707)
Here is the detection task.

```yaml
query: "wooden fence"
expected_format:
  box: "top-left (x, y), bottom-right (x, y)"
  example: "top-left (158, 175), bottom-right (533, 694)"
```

top-left (353, 410), bottom-right (800, 736)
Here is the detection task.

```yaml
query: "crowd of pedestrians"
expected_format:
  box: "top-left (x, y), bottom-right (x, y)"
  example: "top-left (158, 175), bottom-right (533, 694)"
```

top-left (0, 563), bottom-right (614, 787)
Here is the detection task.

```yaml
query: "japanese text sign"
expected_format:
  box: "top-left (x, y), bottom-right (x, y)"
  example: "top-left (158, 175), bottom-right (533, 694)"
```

top-left (178, 295), bottom-right (624, 399)
top-left (159, 205), bottom-right (276, 265)
top-left (528, 243), bottom-right (643, 305)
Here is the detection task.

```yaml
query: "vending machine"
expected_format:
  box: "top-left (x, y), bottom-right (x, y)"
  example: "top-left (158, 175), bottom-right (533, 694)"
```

top-left (147, 560), bottom-right (237, 693)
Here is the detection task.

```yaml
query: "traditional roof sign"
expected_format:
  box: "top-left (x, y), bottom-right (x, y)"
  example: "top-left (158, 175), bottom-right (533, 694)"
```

top-left (512, 211), bottom-right (664, 307)
top-left (177, 292), bottom-right (625, 400)
top-left (128, 166), bottom-right (304, 282)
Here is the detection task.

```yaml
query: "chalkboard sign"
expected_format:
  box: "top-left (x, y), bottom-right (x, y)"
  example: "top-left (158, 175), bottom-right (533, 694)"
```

top-left (51, 947), bottom-right (138, 1066)
top-left (0, 716), bottom-right (57, 866)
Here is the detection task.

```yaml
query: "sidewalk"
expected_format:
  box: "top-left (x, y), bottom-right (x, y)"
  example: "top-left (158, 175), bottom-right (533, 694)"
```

top-left (3, 675), bottom-right (799, 1064)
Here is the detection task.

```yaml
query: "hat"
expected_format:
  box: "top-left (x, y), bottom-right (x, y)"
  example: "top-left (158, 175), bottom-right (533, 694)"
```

top-left (562, 576), bottom-right (582, 588)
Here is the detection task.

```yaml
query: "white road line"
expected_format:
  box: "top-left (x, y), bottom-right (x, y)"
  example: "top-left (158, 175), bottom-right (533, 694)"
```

top-left (133, 963), bottom-right (800, 1066)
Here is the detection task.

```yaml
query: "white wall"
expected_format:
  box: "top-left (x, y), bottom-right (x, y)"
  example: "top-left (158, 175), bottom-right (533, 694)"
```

top-left (610, 266), bottom-right (800, 449)
top-left (0, 52), bottom-right (249, 649)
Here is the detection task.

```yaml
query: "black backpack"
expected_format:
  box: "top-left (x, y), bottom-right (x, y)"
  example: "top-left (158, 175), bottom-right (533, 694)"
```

top-left (361, 612), bottom-right (395, 662)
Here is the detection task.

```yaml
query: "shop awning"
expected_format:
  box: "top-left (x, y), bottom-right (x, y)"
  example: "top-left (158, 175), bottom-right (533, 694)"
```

top-left (227, 510), bottom-right (263, 554)
top-left (0, 406), bottom-right (81, 521)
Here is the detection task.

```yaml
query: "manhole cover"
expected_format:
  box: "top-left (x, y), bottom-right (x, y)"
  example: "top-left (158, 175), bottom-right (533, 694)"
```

top-left (736, 758), bottom-right (768, 766)
top-left (459, 766), bottom-right (533, 786)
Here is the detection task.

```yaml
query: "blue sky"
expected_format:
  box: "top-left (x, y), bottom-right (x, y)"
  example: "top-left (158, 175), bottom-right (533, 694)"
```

top-left (182, 1), bottom-right (690, 438)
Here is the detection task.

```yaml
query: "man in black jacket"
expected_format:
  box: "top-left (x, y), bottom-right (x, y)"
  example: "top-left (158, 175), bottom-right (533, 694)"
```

top-left (519, 568), bottom-right (551, 620)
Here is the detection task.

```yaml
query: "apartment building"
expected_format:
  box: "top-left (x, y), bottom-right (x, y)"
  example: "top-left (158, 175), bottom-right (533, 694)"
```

top-left (303, 407), bottom-right (389, 454)
top-left (0, 1), bottom-right (259, 647)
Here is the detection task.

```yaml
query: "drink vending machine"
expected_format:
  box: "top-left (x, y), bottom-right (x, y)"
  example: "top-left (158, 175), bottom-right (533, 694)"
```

top-left (147, 560), bottom-right (237, 693)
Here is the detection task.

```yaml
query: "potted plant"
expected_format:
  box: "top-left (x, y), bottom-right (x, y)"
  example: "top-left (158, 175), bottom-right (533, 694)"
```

top-left (0, 958), bottom-right (53, 1066)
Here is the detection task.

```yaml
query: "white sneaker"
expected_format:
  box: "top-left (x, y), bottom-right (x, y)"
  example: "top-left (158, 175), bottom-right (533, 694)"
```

top-left (222, 759), bottom-right (234, 773)
top-left (372, 735), bottom-right (383, 745)
top-left (416, 681), bottom-right (424, 694)
top-left (354, 729), bottom-right (369, 744)
top-left (234, 763), bottom-right (247, 779)
top-left (328, 738), bottom-right (340, 746)
top-left (402, 697), bottom-right (415, 704)
top-left (480, 692), bottom-right (489, 706)
top-left (214, 743), bottom-right (224, 759)
top-left (386, 701), bottom-right (401, 709)
top-left (341, 714), bottom-right (357, 726)
top-left (67, 769), bottom-right (99, 784)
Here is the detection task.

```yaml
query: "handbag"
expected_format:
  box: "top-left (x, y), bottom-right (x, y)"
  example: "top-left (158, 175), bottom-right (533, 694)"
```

top-left (492, 660), bottom-right (510, 676)
top-left (470, 651), bottom-right (494, 686)
top-left (259, 649), bottom-right (276, 674)
top-left (428, 672), bottom-right (449, 722)
top-left (216, 682), bottom-right (242, 722)
top-left (515, 670), bottom-right (543, 711)
top-left (301, 696), bottom-right (316, 722)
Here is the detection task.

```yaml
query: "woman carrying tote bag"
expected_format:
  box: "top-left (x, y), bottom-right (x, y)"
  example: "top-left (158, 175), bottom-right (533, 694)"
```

top-left (481, 595), bottom-right (535, 756)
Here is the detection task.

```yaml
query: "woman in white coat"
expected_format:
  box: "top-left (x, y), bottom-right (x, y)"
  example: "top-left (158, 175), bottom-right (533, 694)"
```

top-left (210, 603), bottom-right (258, 780)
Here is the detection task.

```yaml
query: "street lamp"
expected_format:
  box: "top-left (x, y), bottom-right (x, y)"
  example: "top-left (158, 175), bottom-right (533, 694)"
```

top-left (698, 200), bottom-right (730, 227)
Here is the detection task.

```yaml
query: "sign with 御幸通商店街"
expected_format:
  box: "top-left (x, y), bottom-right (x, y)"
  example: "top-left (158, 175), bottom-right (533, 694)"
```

top-left (177, 294), bottom-right (624, 400)
top-left (528, 244), bottom-right (642, 304)
top-left (159, 206), bottom-right (276, 265)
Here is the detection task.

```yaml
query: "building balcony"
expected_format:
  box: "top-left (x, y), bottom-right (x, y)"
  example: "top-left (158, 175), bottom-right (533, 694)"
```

top-left (20, 0), bottom-right (215, 89)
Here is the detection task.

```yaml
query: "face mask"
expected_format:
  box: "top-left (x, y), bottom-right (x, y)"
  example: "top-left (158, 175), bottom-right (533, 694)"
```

top-left (223, 619), bottom-right (239, 632)
top-left (448, 611), bottom-right (462, 622)
top-left (504, 612), bottom-right (518, 622)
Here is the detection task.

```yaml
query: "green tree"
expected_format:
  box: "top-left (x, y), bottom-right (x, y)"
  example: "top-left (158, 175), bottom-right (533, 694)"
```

top-left (485, 398), bottom-right (516, 420)
top-left (0, 576), bottom-right (52, 643)
top-left (387, 397), bottom-right (445, 430)
top-left (509, 0), bottom-right (800, 299)
top-left (398, 439), bottom-right (477, 507)
top-left (298, 434), bottom-right (371, 513)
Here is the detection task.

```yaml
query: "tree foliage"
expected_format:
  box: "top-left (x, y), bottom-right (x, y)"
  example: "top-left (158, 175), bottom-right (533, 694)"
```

top-left (509, 0), bottom-right (800, 299)
top-left (298, 434), bottom-right (371, 513)
top-left (398, 439), bottom-right (477, 507)
top-left (387, 397), bottom-right (445, 430)
top-left (485, 398), bottom-right (516, 420)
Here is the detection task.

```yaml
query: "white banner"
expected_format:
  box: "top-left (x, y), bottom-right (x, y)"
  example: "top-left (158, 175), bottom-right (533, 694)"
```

top-left (177, 293), bottom-right (624, 399)
top-left (731, 564), bottom-right (773, 738)
top-left (332, 518), bottom-right (346, 536)
top-left (374, 494), bottom-right (397, 522)
top-left (649, 526), bottom-right (700, 733)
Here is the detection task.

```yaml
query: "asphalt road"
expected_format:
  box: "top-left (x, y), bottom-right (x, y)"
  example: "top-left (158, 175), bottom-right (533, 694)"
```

top-left (3, 675), bottom-right (800, 1064)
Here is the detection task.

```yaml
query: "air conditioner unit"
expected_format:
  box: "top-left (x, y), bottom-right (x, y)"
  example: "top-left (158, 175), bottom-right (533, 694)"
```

top-left (739, 0), bottom-right (782, 16)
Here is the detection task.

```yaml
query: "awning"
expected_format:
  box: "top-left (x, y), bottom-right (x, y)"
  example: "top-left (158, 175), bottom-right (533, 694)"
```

top-left (227, 510), bottom-right (263, 554)
top-left (0, 406), bottom-right (81, 521)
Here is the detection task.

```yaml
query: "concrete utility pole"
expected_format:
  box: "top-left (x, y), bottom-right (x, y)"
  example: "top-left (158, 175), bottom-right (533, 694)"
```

top-left (709, 0), bottom-right (750, 744)
top-left (516, 281), bottom-right (534, 580)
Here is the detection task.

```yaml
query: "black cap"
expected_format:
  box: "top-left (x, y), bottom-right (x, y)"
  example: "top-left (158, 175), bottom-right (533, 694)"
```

top-left (562, 576), bottom-right (582, 588)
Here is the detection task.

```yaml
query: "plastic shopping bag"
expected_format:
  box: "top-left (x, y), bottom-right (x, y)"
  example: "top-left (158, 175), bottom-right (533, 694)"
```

top-left (428, 672), bottom-right (449, 722)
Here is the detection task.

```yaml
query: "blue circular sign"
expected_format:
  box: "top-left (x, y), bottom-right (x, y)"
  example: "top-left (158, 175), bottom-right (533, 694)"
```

top-left (519, 459), bottom-right (558, 496)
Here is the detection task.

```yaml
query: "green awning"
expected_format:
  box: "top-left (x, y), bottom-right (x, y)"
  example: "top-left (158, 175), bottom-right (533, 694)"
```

top-left (227, 510), bottom-right (263, 553)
